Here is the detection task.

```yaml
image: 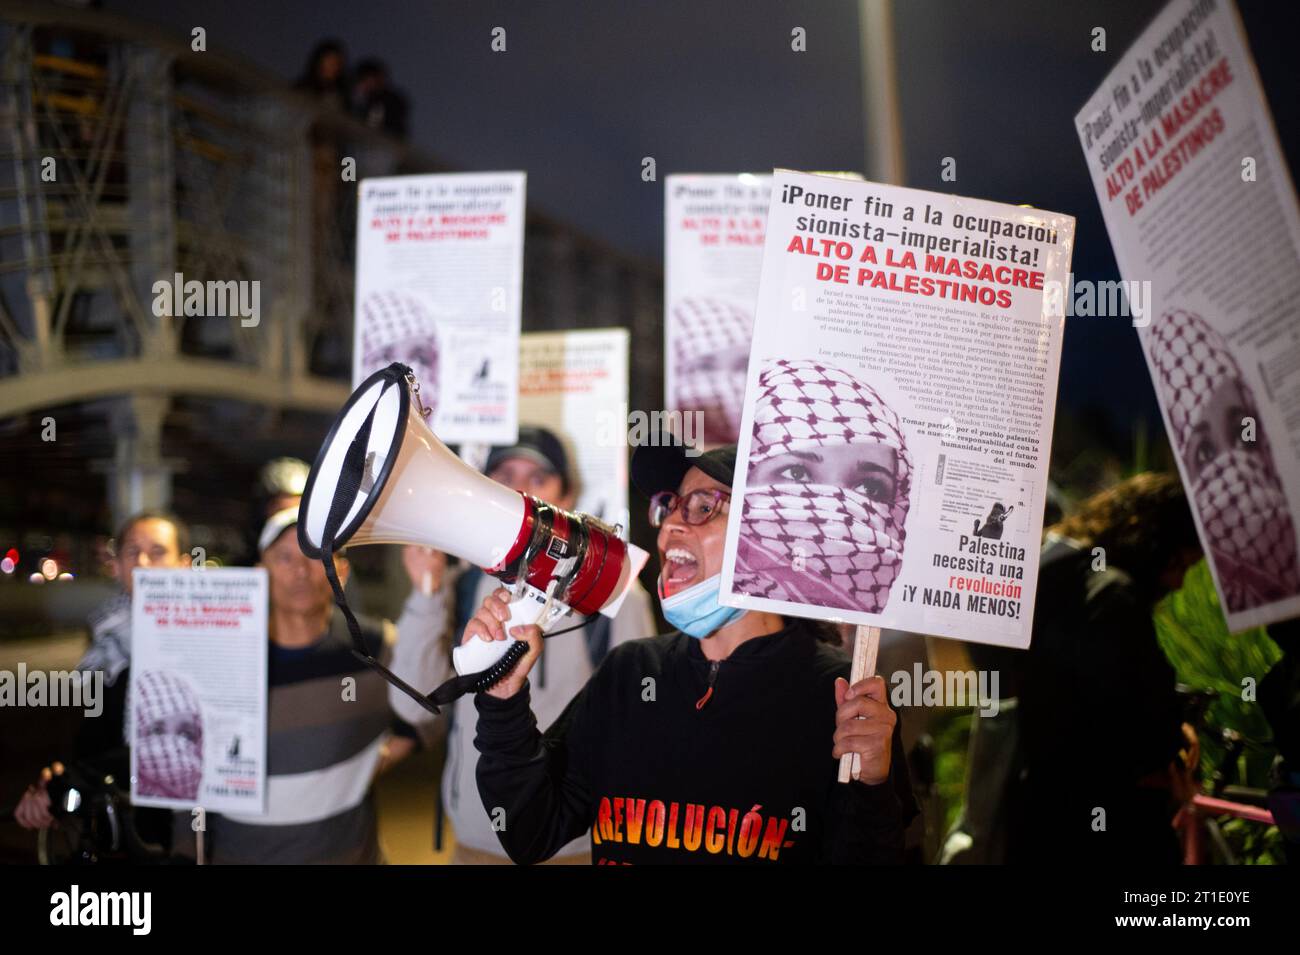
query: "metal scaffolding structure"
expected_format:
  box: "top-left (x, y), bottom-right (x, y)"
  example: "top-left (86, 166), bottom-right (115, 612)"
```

top-left (0, 1), bottom-right (663, 530)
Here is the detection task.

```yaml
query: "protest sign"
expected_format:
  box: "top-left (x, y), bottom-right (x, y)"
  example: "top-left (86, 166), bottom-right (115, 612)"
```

top-left (130, 568), bottom-right (268, 813)
top-left (354, 171), bottom-right (526, 444)
top-left (719, 170), bottom-right (1075, 649)
top-left (665, 173), bottom-right (863, 447)
top-left (664, 174), bottom-right (771, 446)
top-left (519, 328), bottom-right (630, 532)
top-left (1076, 0), bottom-right (1300, 631)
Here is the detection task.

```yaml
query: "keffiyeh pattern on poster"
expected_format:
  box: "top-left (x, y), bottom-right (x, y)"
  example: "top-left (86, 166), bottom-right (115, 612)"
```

top-left (734, 359), bottom-right (912, 613)
top-left (1148, 309), bottom-right (1300, 611)
top-left (135, 669), bottom-right (204, 801)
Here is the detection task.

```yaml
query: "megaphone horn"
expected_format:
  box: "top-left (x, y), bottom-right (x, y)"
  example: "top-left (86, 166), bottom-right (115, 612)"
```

top-left (298, 364), bottom-right (635, 707)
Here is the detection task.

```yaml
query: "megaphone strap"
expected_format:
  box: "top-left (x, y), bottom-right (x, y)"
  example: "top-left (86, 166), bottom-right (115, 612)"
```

top-left (313, 375), bottom-right (525, 716)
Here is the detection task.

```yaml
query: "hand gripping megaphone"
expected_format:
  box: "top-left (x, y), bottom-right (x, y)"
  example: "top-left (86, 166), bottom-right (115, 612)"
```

top-left (297, 363), bottom-right (638, 712)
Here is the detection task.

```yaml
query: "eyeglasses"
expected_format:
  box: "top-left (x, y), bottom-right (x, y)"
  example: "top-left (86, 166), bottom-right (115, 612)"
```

top-left (648, 489), bottom-right (729, 528)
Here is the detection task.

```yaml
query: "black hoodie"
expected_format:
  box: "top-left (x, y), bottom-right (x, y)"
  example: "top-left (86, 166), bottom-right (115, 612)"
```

top-left (473, 620), bottom-right (917, 864)
top-left (967, 536), bottom-right (1186, 864)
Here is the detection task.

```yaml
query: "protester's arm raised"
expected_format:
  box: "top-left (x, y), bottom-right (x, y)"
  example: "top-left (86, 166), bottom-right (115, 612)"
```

top-left (387, 547), bottom-right (453, 737)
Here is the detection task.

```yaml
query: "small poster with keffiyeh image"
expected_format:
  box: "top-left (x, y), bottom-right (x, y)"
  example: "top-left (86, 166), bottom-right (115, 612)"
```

top-left (354, 171), bottom-right (526, 444)
top-left (664, 174), bottom-right (773, 446)
top-left (665, 173), bottom-right (863, 447)
top-left (1076, 0), bottom-right (1300, 632)
top-left (718, 169), bottom-right (1075, 649)
top-left (129, 568), bottom-right (268, 814)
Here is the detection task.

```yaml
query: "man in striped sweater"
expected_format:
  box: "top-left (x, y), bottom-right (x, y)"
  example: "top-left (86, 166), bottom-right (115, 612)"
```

top-left (170, 508), bottom-right (445, 864)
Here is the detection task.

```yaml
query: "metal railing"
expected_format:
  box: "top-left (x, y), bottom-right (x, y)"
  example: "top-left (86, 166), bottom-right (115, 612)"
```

top-left (0, 0), bottom-right (664, 422)
top-left (0, 1), bottom-right (663, 528)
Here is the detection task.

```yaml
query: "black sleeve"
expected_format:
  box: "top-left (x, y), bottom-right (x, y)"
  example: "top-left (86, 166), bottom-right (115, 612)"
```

top-left (1261, 617), bottom-right (1300, 768)
top-left (389, 714), bottom-right (421, 746)
top-left (1081, 575), bottom-right (1184, 777)
top-left (823, 707), bottom-right (916, 865)
top-left (473, 680), bottom-right (596, 865)
top-left (73, 671), bottom-right (129, 778)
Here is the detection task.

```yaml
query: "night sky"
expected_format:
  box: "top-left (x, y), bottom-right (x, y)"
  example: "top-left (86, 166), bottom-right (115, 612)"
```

top-left (115, 0), bottom-right (1300, 450)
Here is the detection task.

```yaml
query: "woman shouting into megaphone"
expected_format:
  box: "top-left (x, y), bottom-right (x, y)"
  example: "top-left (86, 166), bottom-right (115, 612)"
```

top-left (463, 440), bottom-right (916, 865)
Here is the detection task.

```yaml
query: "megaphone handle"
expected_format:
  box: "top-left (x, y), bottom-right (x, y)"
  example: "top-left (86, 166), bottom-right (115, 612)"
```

top-left (452, 583), bottom-right (562, 677)
top-left (503, 594), bottom-right (545, 635)
top-left (452, 604), bottom-right (524, 677)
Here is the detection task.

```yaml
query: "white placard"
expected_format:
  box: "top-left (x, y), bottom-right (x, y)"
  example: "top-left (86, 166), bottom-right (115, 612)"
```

top-left (1076, 0), bottom-right (1300, 631)
top-left (518, 328), bottom-right (630, 533)
top-left (664, 174), bottom-right (772, 446)
top-left (354, 171), bottom-right (526, 444)
top-left (719, 169), bottom-right (1076, 649)
top-left (130, 568), bottom-right (268, 813)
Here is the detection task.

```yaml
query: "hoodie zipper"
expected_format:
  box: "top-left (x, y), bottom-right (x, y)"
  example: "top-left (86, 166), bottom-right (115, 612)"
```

top-left (696, 660), bottom-right (720, 710)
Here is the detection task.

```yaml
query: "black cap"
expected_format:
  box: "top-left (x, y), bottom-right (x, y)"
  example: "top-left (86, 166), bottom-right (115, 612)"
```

top-left (631, 440), bottom-right (737, 498)
top-left (484, 425), bottom-right (572, 486)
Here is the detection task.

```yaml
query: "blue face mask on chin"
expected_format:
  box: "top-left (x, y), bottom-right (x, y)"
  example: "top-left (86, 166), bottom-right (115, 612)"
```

top-left (658, 574), bottom-right (747, 639)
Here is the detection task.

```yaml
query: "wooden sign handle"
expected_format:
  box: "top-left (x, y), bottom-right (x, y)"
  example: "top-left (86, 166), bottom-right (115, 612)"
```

top-left (838, 625), bottom-right (881, 784)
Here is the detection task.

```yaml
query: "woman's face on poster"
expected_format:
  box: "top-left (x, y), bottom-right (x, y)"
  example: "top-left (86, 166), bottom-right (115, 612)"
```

top-left (370, 339), bottom-right (435, 377)
top-left (142, 709), bottom-right (202, 751)
top-left (1186, 377), bottom-right (1259, 484)
top-left (137, 686), bottom-right (204, 800)
top-left (677, 343), bottom-right (751, 443)
top-left (749, 443), bottom-right (898, 504)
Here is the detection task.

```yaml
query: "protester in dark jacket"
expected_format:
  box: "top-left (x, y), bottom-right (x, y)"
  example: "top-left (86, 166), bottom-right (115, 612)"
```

top-left (980, 473), bottom-right (1202, 865)
top-left (1259, 617), bottom-right (1300, 862)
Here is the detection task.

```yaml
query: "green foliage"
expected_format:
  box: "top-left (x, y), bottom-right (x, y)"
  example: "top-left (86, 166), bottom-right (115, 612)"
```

top-left (1154, 558), bottom-right (1283, 863)
top-left (931, 709), bottom-right (973, 836)
top-left (1218, 817), bottom-right (1285, 866)
top-left (1154, 559), bottom-right (1281, 785)
top-left (935, 559), bottom-right (1284, 864)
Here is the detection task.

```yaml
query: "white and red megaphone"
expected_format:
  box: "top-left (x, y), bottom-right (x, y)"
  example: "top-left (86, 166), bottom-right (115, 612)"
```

top-left (298, 363), bottom-right (640, 683)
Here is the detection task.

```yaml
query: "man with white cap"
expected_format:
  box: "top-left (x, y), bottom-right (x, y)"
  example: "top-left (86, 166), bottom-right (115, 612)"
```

top-left (165, 507), bottom-right (443, 864)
